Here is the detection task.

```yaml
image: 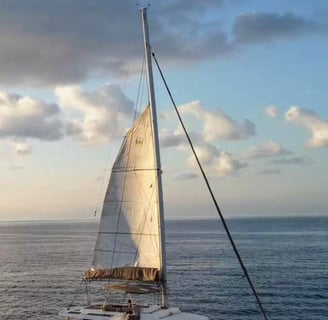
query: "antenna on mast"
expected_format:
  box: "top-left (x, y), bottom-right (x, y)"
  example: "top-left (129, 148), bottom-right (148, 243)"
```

top-left (136, 0), bottom-right (150, 10)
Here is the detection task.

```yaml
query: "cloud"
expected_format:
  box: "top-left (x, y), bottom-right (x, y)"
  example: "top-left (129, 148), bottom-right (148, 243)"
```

top-left (256, 155), bottom-right (311, 175)
top-left (160, 100), bottom-right (255, 176)
top-left (187, 143), bottom-right (221, 168)
top-left (258, 167), bottom-right (281, 175)
top-left (180, 101), bottom-right (255, 142)
top-left (174, 172), bottom-right (198, 181)
top-left (13, 142), bottom-right (32, 156)
top-left (0, 92), bottom-right (64, 140)
top-left (10, 165), bottom-right (24, 171)
top-left (161, 126), bottom-right (249, 176)
top-left (0, 2), bottom-right (142, 85)
top-left (233, 12), bottom-right (321, 44)
top-left (160, 128), bottom-right (186, 148)
top-left (0, 1), bottom-right (229, 86)
top-left (187, 146), bottom-right (247, 176)
top-left (285, 106), bottom-right (328, 148)
top-left (55, 84), bottom-right (134, 144)
top-left (240, 142), bottom-right (289, 160)
top-left (265, 105), bottom-right (279, 118)
top-left (0, 2), bottom-right (325, 86)
top-left (271, 156), bottom-right (311, 165)
top-left (216, 151), bottom-right (248, 176)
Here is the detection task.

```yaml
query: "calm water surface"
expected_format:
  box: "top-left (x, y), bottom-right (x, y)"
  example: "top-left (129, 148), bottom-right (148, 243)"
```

top-left (0, 217), bottom-right (327, 319)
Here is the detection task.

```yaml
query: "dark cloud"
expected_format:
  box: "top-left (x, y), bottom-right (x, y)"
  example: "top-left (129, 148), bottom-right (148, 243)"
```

top-left (257, 167), bottom-right (281, 175)
top-left (174, 172), bottom-right (198, 181)
top-left (160, 131), bottom-right (185, 148)
top-left (233, 12), bottom-right (321, 44)
top-left (271, 156), bottom-right (312, 165)
top-left (0, 1), bottom-right (325, 86)
top-left (0, 1), bottom-right (139, 85)
top-left (0, 0), bottom-right (229, 86)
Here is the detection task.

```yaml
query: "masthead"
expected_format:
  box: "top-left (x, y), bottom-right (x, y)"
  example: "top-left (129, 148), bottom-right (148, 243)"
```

top-left (136, 0), bottom-right (150, 10)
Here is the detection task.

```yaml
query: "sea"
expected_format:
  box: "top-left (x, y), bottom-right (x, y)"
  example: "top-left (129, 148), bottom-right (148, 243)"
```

top-left (0, 216), bottom-right (327, 320)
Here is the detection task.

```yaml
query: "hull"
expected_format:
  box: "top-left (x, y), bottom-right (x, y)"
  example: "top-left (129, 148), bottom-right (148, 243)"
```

top-left (59, 304), bottom-right (209, 320)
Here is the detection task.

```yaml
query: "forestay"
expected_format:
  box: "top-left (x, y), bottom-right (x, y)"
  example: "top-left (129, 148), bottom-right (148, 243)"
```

top-left (85, 106), bottom-right (162, 282)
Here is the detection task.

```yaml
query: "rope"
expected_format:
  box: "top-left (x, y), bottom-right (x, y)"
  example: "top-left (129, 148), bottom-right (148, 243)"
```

top-left (152, 52), bottom-right (269, 320)
top-left (93, 71), bottom-right (130, 218)
top-left (110, 56), bottom-right (146, 268)
top-left (85, 280), bottom-right (91, 305)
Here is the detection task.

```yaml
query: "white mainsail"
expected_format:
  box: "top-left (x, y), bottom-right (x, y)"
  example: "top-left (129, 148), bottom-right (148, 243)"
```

top-left (85, 106), bottom-right (162, 282)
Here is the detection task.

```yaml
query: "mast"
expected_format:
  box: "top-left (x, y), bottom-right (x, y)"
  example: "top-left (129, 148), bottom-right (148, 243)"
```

top-left (140, 4), bottom-right (168, 308)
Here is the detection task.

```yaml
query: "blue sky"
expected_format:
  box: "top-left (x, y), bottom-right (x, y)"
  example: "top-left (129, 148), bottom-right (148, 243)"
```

top-left (0, 0), bottom-right (327, 220)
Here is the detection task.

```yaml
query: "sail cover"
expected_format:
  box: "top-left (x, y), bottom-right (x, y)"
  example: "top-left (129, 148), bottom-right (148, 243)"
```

top-left (86, 106), bottom-right (162, 282)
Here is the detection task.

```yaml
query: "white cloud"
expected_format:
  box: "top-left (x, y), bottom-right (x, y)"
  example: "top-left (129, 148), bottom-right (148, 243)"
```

top-left (0, 86), bottom-right (135, 147)
top-left (285, 106), bottom-right (328, 148)
top-left (13, 142), bottom-right (32, 156)
top-left (160, 102), bottom-right (267, 176)
top-left (186, 146), bottom-right (247, 177)
top-left (187, 143), bottom-right (220, 168)
top-left (179, 101), bottom-right (255, 142)
top-left (216, 151), bottom-right (247, 176)
top-left (240, 142), bottom-right (289, 160)
top-left (55, 84), bottom-right (134, 144)
top-left (265, 105), bottom-right (279, 118)
top-left (0, 91), bottom-right (64, 141)
top-left (161, 125), bottom-right (248, 177)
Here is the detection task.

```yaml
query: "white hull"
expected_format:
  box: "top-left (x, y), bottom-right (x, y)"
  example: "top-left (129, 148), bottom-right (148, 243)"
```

top-left (59, 304), bottom-right (208, 320)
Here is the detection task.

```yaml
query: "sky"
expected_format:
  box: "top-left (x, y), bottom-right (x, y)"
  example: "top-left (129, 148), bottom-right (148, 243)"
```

top-left (0, 0), bottom-right (328, 221)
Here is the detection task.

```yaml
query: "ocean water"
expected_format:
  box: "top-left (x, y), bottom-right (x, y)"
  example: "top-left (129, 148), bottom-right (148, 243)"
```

top-left (0, 216), bottom-right (327, 319)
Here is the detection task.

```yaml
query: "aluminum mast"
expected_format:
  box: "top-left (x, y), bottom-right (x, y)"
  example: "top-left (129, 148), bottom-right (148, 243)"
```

top-left (140, 5), bottom-right (168, 308)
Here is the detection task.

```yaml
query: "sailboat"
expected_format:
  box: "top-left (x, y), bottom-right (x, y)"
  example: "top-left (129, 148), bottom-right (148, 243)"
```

top-left (59, 4), bottom-right (209, 320)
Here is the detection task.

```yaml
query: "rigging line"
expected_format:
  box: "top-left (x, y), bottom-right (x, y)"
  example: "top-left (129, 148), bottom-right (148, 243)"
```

top-left (94, 72), bottom-right (129, 216)
top-left (135, 55), bottom-right (146, 116)
top-left (110, 56), bottom-right (146, 268)
top-left (93, 127), bottom-right (115, 218)
top-left (84, 280), bottom-right (91, 305)
top-left (93, 67), bottom-right (130, 218)
top-left (152, 52), bottom-right (269, 320)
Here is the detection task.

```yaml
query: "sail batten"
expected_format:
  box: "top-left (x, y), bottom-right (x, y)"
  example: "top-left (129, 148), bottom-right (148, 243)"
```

top-left (112, 168), bottom-right (158, 173)
top-left (89, 106), bottom-right (162, 281)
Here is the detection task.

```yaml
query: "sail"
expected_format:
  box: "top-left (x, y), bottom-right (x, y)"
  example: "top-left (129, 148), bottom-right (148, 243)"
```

top-left (85, 106), bottom-right (162, 282)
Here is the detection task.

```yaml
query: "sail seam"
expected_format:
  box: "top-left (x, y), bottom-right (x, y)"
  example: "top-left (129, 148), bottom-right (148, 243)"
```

top-left (112, 168), bottom-right (158, 172)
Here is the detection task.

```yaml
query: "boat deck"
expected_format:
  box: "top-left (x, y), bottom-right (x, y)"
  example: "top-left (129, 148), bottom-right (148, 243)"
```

top-left (59, 304), bottom-right (208, 320)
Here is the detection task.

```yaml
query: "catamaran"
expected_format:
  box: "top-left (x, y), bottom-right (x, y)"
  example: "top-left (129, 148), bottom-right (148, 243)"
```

top-left (59, 4), bottom-right (209, 320)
